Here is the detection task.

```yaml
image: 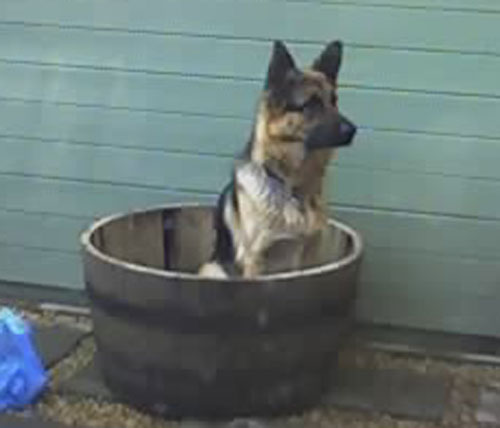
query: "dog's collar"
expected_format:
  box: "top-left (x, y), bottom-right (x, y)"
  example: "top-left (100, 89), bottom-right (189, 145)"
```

top-left (262, 164), bottom-right (285, 184)
top-left (262, 164), bottom-right (304, 205)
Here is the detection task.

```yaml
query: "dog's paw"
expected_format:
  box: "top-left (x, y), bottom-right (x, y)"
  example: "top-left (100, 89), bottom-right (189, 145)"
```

top-left (198, 262), bottom-right (229, 279)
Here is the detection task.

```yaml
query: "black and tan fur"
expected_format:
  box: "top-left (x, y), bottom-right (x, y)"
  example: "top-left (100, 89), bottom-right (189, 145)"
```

top-left (199, 40), bottom-right (357, 278)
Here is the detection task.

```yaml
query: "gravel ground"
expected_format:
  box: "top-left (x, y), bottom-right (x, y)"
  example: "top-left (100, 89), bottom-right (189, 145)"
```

top-left (9, 304), bottom-right (500, 428)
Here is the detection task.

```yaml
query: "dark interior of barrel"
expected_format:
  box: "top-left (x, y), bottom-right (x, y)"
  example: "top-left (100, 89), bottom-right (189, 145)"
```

top-left (90, 206), bottom-right (354, 275)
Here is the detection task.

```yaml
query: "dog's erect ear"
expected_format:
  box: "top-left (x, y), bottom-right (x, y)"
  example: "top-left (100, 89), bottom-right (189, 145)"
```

top-left (312, 40), bottom-right (343, 83)
top-left (265, 40), bottom-right (296, 90)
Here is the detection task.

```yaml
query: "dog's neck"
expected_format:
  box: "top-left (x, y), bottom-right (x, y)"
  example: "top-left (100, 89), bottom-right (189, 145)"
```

top-left (249, 114), bottom-right (303, 183)
top-left (248, 110), bottom-right (330, 202)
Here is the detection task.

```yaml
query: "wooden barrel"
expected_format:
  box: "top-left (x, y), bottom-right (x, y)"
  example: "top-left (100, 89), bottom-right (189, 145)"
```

top-left (80, 204), bottom-right (363, 418)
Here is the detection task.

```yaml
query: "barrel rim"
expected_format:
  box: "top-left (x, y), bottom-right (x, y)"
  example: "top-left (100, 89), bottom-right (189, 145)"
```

top-left (80, 202), bottom-right (363, 283)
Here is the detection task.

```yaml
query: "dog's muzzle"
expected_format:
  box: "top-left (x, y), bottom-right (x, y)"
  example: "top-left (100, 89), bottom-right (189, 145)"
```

top-left (305, 112), bottom-right (357, 151)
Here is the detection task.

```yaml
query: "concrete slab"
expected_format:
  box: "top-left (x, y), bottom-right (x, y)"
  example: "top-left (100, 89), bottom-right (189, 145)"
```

top-left (56, 358), bottom-right (113, 401)
top-left (0, 414), bottom-right (83, 428)
top-left (476, 383), bottom-right (500, 425)
top-left (59, 355), bottom-right (448, 423)
top-left (324, 367), bottom-right (449, 421)
top-left (33, 324), bottom-right (87, 368)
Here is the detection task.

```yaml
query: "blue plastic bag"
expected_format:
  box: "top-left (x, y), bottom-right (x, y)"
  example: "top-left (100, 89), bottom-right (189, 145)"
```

top-left (0, 307), bottom-right (47, 411)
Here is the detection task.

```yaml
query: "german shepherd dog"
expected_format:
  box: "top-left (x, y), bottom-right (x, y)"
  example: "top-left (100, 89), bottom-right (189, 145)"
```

top-left (199, 40), bottom-right (357, 278)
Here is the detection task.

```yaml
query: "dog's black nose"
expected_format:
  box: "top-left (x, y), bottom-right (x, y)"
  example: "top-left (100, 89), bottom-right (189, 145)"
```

top-left (305, 112), bottom-right (357, 151)
top-left (338, 114), bottom-right (357, 146)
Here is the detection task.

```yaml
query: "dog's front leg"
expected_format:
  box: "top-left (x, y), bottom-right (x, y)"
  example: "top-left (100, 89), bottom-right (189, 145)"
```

top-left (242, 257), bottom-right (262, 278)
top-left (237, 232), bottom-right (269, 279)
top-left (239, 244), bottom-right (265, 278)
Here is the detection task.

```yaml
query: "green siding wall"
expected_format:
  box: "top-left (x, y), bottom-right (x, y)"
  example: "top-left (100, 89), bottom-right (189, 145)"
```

top-left (1, 0), bottom-right (499, 336)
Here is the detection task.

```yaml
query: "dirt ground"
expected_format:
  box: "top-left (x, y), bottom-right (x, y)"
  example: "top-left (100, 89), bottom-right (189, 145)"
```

top-left (13, 305), bottom-right (500, 428)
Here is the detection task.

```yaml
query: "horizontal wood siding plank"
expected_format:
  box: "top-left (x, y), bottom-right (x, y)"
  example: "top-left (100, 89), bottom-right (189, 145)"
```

top-left (1, 63), bottom-right (499, 139)
top-left (0, 138), bottom-right (233, 193)
top-left (330, 167), bottom-right (500, 220)
top-left (275, 0), bottom-right (500, 13)
top-left (335, 208), bottom-right (500, 260)
top-left (0, 175), bottom-right (215, 219)
top-left (356, 291), bottom-right (500, 337)
top-left (339, 132), bottom-right (500, 181)
top-left (0, 210), bottom-right (91, 252)
top-left (359, 249), bottom-right (500, 296)
top-left (1, 25), bottom-right (499, 97)
top-left (2, 0), bottom-right (499, 54)
top-left (0, 244), bottom-right (82, 289)
top-left (0, 100), bottom-right (246, 156)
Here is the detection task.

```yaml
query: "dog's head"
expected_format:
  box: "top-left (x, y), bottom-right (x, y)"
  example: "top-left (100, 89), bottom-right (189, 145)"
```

top-left (257, 40), bottom-right (356, 154)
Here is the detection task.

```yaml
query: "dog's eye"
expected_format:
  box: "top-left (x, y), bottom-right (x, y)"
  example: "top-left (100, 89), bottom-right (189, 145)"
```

top-left (286, 102), bottom-right (304, 113)
top-left (287, 95), bottom-right (323, 113)
top-left (303, 95), bottom-right (323, 113)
